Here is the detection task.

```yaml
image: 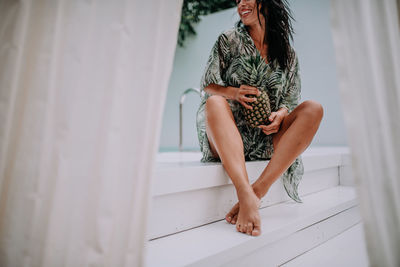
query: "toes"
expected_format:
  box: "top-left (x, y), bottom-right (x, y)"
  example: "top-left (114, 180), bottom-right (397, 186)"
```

top-left (225, 211), bottom-right (234, 223)
top-left (236, 222), bottom-right (246, 233)
top-left (236, 222), bottom-right (255, 235)
top-left (226, 211), bottom-right (235, 223)
top-left (231, 214), bottom-right (238, 224)
top-left (226, 204), bottom-right (239, 223)
top-left (246, 223), bottom-right (253, 235)
top-left (252, 224), bottom-right (261, 236)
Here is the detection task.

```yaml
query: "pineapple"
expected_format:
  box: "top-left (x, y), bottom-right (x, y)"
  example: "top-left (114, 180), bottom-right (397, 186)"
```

top-left (244, 90), bottom-right (271, 127)
top-left (238, 54), bottom-right (272, 128)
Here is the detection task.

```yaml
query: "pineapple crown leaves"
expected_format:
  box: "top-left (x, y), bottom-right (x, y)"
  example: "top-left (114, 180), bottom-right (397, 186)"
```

top-left (238, 54), bottom-right (280, 90)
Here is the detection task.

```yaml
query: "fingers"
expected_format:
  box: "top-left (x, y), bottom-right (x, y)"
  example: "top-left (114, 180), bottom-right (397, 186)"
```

top-left (239, 93), bottom-right (257, 111)
top-left (239, 94), bottom-right (257, 110)
top-left (258, 124), bottom-right (279, 135)
top-left (236, 85), bottom-right (260, 110)
top-left (240, 85), bottom-right (260, 96)
top-left (258, 122), bottom-right (278, 130)
top-left (240, 101), bottom-right (253, 110)
top-left (258, 124), bottom-right (277, 131)
top-left (268, 112), bottom-right (277, 122)
top-left (260, 128), bottom-right (278, 135)
top-left (243, 96), bottom-right (257, 102)
top-left (258, 111), bottom-right (281, 135)
top-left (240, 84), bottom-right (257, 90)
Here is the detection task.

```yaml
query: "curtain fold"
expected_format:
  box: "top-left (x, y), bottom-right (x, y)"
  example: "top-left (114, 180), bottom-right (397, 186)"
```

top-left (330, 1), bottom-right (400, 266)
top-left (0, 1), bottom-right (183, 266)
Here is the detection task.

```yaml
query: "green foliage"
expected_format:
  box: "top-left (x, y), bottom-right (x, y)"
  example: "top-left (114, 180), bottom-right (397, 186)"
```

top-left (178, 0), bottom-right (236, 47)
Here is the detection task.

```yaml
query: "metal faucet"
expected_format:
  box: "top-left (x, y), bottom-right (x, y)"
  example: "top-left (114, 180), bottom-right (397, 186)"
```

top-left (179, 88), bottom-right (201, 152)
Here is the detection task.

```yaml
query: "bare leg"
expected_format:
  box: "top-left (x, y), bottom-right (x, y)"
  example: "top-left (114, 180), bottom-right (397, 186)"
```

top-left (226, 100), bottom-right (323, 224)
top-left (205, 95), bottom-right (261, 236)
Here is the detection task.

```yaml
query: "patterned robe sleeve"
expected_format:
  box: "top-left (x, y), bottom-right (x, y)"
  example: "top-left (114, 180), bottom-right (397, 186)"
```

top-left (278, 50), bottom-right (304, 204)
top-left (199, 33), bottom-right (230, 102)
top-left (278, 51), bottom-right (301, 113)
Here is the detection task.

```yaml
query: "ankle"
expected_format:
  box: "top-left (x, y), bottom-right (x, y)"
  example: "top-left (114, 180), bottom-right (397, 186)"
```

top-left (251, 182), bottom-right (270, 199)
top-left (236, 186), bottom-right (255, 200)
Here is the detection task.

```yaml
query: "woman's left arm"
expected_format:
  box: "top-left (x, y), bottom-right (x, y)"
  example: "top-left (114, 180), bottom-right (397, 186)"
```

top-left (278, 52), bottom-right (301, 114)
top-left (258, 52), bottom-right (301, 135)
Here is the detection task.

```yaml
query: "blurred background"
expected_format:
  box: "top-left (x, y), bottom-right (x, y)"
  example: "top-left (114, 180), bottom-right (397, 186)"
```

top-left (159, 0), bottom-right (347, 152)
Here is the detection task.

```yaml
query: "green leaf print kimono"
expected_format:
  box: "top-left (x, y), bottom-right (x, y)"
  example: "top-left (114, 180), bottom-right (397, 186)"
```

top-left (195, 22), bottom-right (304, 203)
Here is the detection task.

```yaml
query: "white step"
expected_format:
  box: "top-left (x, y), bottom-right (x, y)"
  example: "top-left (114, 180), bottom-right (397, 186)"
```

top-left (281, 222), bottom-right (369, 267)
top-left (148, 146), bottom-right (353, 240)
top-left (145, 185), bottom-right (361, 267)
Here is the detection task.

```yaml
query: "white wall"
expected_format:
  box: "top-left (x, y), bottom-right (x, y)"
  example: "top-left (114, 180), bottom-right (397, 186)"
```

top-left (159, 0), bottom-right (348, 152)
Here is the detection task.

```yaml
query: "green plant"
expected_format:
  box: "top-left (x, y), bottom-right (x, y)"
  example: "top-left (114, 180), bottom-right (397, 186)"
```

top-left (178, 0), bottom-right (236, 47)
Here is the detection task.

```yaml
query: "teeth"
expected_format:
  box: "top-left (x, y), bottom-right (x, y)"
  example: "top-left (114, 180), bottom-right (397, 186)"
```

top-left (242, 10), bottom-right (251, 15)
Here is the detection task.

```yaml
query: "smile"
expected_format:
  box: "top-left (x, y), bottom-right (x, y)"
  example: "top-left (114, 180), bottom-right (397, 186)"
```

top-left (241, 9), bottom-right (252, 17)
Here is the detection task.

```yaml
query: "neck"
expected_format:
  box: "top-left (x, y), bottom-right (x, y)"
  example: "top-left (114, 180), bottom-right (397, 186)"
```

top-left (247, 21), bottom-right (266, 47)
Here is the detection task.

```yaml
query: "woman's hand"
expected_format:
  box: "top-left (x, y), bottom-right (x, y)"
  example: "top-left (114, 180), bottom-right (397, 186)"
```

top-left (258, 110), bottom-right (286, 135)
top-left (233, 85), bottom-right (261, 110)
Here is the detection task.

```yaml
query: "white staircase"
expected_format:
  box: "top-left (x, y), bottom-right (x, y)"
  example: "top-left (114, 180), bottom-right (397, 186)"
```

top-left (145, 146), bottom-right (361, 267)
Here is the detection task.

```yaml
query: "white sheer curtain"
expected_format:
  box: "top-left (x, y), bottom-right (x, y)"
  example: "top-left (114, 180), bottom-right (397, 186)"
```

top-left (330, 0), bottom-right (400, 266)
top-left (0, 1), bottom-right (182, 266)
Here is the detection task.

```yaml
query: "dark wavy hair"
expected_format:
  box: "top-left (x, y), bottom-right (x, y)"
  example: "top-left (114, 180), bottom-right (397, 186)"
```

top-left (234, 0), bottom-right (295, 71)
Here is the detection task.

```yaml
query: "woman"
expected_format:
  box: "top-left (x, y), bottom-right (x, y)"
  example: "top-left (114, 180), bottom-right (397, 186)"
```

top-left (195, 0), bottom-right (323, 236)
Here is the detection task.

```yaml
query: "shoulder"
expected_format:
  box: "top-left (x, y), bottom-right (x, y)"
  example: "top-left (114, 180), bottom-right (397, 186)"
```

top-left (212, 27), bottom-right (244, 59)
top-left (291, 47), bottom-right (299, 64)
top-left (215, 26), bottom-right (242, 45)
top-left (210, 28), bottom-right (237, 58)
top-left (221, 27), bottom-right (237, 38)
top-left (286, 46), bottom-right (299, 73)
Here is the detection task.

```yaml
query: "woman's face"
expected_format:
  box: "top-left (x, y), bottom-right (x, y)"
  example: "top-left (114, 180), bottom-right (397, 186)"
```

top-left (236, 0), bottom-right (264, 27)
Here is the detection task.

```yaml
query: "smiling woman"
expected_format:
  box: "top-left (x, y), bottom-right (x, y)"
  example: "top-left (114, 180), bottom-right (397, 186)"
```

top-left (195, 0), bottom-right (324, 237)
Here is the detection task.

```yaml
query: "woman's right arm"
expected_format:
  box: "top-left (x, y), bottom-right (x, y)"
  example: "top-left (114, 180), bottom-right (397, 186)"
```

top-left (200, 33), bottom-right (260, 109)
top-left (204, 84), bottom-right (237, 99)
top-left (204, 83), bottom-right (261, 110)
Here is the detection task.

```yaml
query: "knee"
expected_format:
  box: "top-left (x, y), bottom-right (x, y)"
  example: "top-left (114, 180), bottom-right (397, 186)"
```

top-left (205, 95), bottom-right (229, 112)
top-left (205, 95), bottom-right (233, 122)
top-left (301, 100), bottom-right (324, 121)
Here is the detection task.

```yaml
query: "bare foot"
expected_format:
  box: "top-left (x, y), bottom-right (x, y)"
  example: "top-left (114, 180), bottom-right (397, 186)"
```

top-left (226, 186), bottom-right (262, 225)
top-left (234, 188), bottom-right (262, 236)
